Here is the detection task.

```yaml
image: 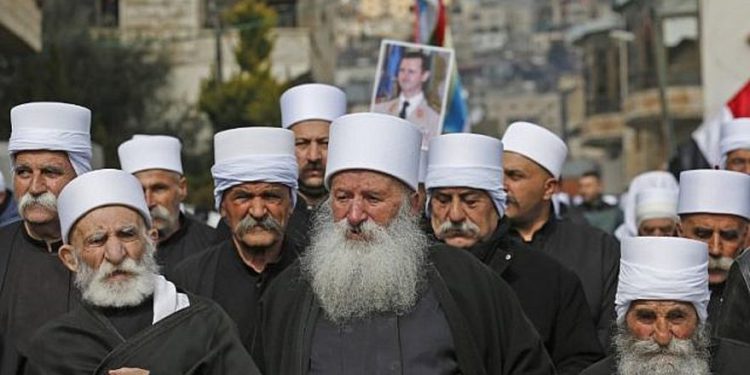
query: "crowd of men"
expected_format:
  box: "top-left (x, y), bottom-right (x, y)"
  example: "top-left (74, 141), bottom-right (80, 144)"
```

top-left (0, 81), bottom-right (749, 374)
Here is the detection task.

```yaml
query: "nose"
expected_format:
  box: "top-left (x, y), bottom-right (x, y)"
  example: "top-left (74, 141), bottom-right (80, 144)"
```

top-left (28, 173), bottom-right (47, 196)
top-left (248, 198), bottom-right (267, 220)
top-left (448, 198), bottom-right (465, 223)
top-left (652, 319), bottom-right (673, 347)
top-left (144, 189), bottom-right (156, 208)
top-left (708, 233), bottom-right (722, 256)
top-left (307, 142), bottom-right (322, 162)
top-left (104, 238), bottom-right (127, 265)
top-left (346, 198), bottom-right (368, 227)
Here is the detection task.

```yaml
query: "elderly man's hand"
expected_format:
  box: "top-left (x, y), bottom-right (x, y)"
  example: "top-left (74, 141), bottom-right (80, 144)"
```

top-left (108, 368), bottom-right (150, 375)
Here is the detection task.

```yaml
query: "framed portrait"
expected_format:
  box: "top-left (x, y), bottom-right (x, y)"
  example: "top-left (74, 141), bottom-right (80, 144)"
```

top-left (371, 39), bottom-right (454, 149)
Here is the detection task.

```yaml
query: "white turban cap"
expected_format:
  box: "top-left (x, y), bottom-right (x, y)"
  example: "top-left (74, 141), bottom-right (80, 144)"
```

top-left (616, 236), bottom-right (710, 323)
top-left (118, 135), bottom-right (183, 175)
top-left (280, 84), bottom-right (347, 129)
top-left (211, 127), bottom-right (298, 210)
top-left (720, 118), bottom-right (750, 168)
top-left (502, 121), bottom-right (567, 178)
top-left (9, 102), bottom-right (92, 176)
top-left (635, 187), bottom-right (679, 227)
top-left (425, 133), bottom-right (506, 218)
top-left (678, 169), bottom-right (750, 220)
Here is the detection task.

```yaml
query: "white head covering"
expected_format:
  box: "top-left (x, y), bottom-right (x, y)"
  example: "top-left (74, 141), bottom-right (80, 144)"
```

top-left (615, 171), bottom-right (679, 240)
top-left (280, 84), bottom-right (347, 129)
top-left (425, 133), bottom-right (506, 217)
top-left (325, 113), bottom-right (421, 191)
top-left (635, 187), bottom-right (679, 227)
top-left (616, 236), bottom-right (710, 323)
top-left (720, 118), bottom-right (750, 168)
top-left (9, 102), bottom-right (92, 176)
top-left (678, 169), bottom-right (750, 220)
top-left (418, 149), bottom-right (428, 184)
top-left (211, 127), bottom-right (298, 210)
top-left (118, 135), bottom-right (183, 175)
top-left (58, 169), bottom-right (151, 244)
top-left (502, 121), bottom-right (567, 178)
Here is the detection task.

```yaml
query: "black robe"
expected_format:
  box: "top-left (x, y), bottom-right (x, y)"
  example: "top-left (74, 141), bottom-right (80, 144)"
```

top-left (156, 213), bottom-right (220, 279)
top-left (252, 243), bottom-right (556, 375)
top-left (717, 251), bottom-right (750, 344)
top-left (469, 219), bottom-right (604, 374)
top-left (23, 294), bottom-right (260, 374)
top-left (580, 337), bottom-right (750, 374)
top-left (170, 238), bottom-right (300, 350)
top-left (510, 214), bottom-right (620, 349)
top-left (0, 221), bottom-right (80, 375)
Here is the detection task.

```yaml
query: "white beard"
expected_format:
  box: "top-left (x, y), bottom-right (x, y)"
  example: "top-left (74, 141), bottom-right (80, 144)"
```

top-left (301, 197), bottom-right (429, 324)
top-left (74, 240), bottom-right (160, 308)
top-left (614, 323), bottom-right (711, 375)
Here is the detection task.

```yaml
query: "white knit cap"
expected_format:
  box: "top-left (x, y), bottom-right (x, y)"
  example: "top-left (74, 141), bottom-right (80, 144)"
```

top-left (635, 187), bottom-right (679, 227)
top-left (425, 133), bottom-right (506, 217)
top-left (118, 135), bottom-right (183, 175)
top-left (678, 169), bottom-right (750, 220)
top-left (502, 121), bottom-right (568, 178)
top-left (616, 236), bottom-right (710, 323)
top-left (280, 84), bottom-right (347, 129)
top-left (720, 118), bottom-right (750, 167)
top-left (9, 102), bottom-right (92, 176)
top-left (325, 113), bottom-right (422, 191)
top-left (58, 169), bottom-right (151, 244)
top-left (616, 171), bottom-right (679, 239)
top-left (211, 127), bottom-right (298, 210)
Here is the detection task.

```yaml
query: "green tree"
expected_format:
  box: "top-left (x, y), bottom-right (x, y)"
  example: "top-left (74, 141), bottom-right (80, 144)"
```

top-left (199, 0), bottom-right (283, 130)
top-left (0, 0), bottom-right (172, 166)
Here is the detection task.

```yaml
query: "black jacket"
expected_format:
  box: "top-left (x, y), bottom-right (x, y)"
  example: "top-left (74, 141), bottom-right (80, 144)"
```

top-left (157, 214), bottom-right (221, 279)
top-left (717, 251), bottom-right (750, 344)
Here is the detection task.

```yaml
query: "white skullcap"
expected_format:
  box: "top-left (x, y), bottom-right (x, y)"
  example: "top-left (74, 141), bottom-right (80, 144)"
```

top-left (678, 169), bottom-right (750, 220)
top-left (211, 127), bottom-right (298, 210)
top-left (418, 149), bottom-right (428, 184)
top-left (720, 118), bottom-right (750, 167)
top-left (118, 135), bottom-right (183, 175)
top-left (280, 84), bottom-right (347, 129)
top-left (9, 102), bottom-right (92, 175)
top-left (502, 121), bottom-right (567, 178)
top-left (325, 113), bottom-right (422, 191)
top-left (425, 133), bottom-right (507, 217)
top-left (635, 187), bottom-right (679, 227)
top-left (58, 169), bottom-right (151, 244)
top-left (615, 171), bottom-right (679, 240)
top-left (616, 236), bottom-right (710, 323)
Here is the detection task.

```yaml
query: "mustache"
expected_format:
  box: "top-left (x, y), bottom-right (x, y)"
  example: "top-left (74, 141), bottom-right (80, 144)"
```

top-left (436, 220), bottom-right (480, 238)
top-left (301, 161), bottom-right (324, 173)
top-left (235, 214), bottom-right (284, 235)
top-left (149, 205), bottom-right (172, 222)
top-left (18, 192), bottom-right (57, 214)
top-left (708, 256), bottom-right (734, 272)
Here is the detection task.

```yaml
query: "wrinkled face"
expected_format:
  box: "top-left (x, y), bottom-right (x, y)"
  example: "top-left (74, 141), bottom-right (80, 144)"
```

top-left (330, 170), bottom-right (416, 241)
top-left (638, 217), bottom-right (677, 237)
top-left (725, 149), bottom-right (750, 174)
top-left (430, 187), bottom-right (499, 248)
top-left (292, 120), bottom-right (330, 192)
top-left (626, 300), bottom-right (698, 346)
top-left (60, 206), bottom-right (159, 308)
top-left (503, 151), bottom-right (556, 225)
top-left (14, 150), bottom-right (77, 225)
top-left (578, 175), bottom-right (602, 203)
top-left (220, 182), bottom-right (292, 250)
top-left (397, 57), bottom-right (430, 96)
top-left (679, 213), bottom-right (749, 284)
top-left (134, 169), bottom-right (186, 240)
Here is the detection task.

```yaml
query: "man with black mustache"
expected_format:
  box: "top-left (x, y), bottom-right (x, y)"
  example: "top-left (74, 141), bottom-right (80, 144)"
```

top-left (171, 127), bottom-right (301, 351)
top-left (675, 169), bottom-right (750, 329)
top-left (118, 135), bottom-right (219, 278)
top-left (0, 102), bottom-right (92, 374)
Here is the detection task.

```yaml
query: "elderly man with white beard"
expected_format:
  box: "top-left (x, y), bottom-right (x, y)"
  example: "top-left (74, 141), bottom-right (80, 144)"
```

top-left (171, 127), bottom-right (303, 352)
top-left (22, 169), bottom-right (260, 374)
top-left (118, 135), bottom-right (220, 278)
top-left (0, 102), bottom-right (92, 374)
top-left (581, 236), bottom-right (750, 375)
top-left (253, 113), bottom-right (554, 375)
top-left (425, 133), bottom-right (604, 374)
top-left (675, 170), bottom-right (750, 329)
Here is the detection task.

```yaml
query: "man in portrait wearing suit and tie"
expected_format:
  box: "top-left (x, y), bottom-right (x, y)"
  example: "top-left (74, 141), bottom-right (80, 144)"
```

top-left (373, 51), bottom-right (441, 147)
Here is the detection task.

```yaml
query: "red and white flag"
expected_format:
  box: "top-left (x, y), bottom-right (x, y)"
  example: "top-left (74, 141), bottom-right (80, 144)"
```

top-left (692, 80), bottom-right (750, 167)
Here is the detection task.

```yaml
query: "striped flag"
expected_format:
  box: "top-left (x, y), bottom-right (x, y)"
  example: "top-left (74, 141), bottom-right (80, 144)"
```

top-left (692, 79), bottom-right (750, 167)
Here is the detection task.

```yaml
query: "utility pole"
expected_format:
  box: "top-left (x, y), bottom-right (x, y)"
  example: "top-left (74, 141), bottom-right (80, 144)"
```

top-left (210, 0), bottom-right (224, 83)
top-left (652, 2), bottom-right (675, 162)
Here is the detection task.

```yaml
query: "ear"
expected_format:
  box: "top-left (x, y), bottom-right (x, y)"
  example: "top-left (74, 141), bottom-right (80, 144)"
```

top-left (408, 190), bottom-right (420, 215)
top-left (147, 228), bottom-right (159, 243)
top-left (177, 175), bottom-right (188, 201)
top-left (58, 245), bottom-right (79, 273)
top-left (541, 177), bottom-right (558, 201)
top-left (676, 221), bottom-right (684, 237)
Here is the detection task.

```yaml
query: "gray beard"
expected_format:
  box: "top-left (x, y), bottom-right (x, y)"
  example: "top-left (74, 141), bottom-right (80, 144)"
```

top-left (74, 239), bottom-right (160, 308)
top-left (301, 196), bottom-right (429, 324)
top-left (614, 322), bottom-right (711, 375)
